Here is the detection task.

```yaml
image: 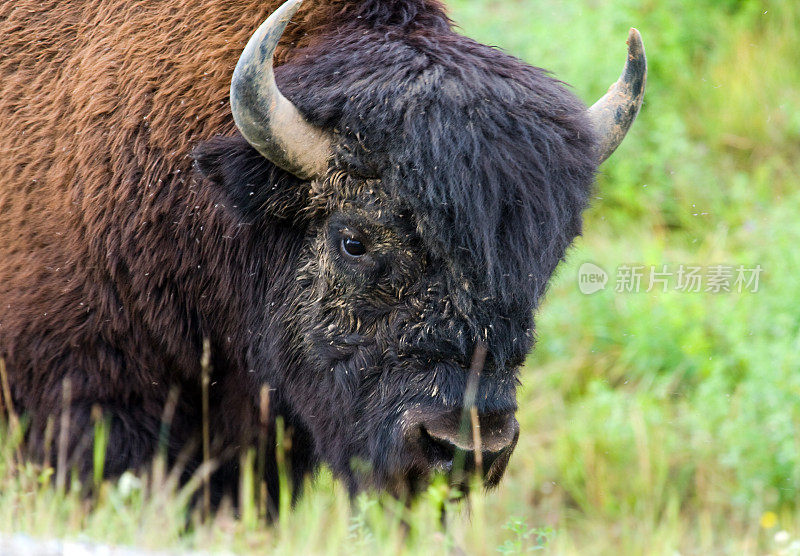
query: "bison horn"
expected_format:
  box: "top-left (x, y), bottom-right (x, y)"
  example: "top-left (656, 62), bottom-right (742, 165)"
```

top-left (230, 0), bottom-right (332, 179)
top-left (587, 28), bottom-right (647, 164)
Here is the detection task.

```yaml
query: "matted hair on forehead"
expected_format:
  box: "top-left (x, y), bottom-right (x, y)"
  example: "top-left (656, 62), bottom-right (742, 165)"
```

top-left (278, 17), bottom-right (597, 309)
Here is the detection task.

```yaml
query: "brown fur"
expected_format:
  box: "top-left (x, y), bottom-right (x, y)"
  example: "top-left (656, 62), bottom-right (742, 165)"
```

top-left (0, 0), bottom-right (347, 481)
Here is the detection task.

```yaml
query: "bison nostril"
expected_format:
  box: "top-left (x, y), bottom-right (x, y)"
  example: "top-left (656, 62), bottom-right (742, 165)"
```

top-left (418, 426), bottom-right (457, 472)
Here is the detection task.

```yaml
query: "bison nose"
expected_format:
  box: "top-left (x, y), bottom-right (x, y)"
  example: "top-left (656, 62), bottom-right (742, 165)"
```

top-left (406, 408), bottom-right (519, 486)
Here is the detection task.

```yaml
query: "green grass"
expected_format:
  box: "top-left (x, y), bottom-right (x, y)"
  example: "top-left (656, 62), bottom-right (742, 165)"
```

top-left (3, 0), bottom-right (800, 553)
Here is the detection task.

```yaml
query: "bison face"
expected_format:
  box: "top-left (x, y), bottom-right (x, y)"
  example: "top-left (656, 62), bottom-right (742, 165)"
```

top-left (195, 136), bottom-right (530, 494)
top-left (285, 179), bottom-right (526, 495)
top-left (200, 0), bottom-right (643, 497)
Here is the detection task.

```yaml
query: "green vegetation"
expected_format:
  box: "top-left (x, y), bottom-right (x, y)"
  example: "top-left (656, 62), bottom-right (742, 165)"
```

top-left (2, 0), bottom-right (799, 553)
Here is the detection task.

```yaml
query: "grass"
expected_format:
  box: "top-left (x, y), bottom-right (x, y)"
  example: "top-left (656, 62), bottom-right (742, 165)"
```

top-left (3, 0), bottom-right (800, 553)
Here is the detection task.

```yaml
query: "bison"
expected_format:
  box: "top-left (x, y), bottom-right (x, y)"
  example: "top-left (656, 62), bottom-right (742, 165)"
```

top-left (0, 0), bottom-right (645, 505)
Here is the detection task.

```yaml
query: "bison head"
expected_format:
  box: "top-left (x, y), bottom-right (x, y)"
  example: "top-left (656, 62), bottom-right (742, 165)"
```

top-left (196, 0), bottom-right (645, 497)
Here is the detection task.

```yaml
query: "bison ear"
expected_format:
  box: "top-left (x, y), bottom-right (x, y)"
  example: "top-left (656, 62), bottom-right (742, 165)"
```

top-left (193, 134), bottom-right (310, 221)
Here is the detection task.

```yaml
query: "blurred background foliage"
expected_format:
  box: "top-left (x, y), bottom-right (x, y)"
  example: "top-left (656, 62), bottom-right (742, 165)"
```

top-left (2, 0), bottom-right (799, 553)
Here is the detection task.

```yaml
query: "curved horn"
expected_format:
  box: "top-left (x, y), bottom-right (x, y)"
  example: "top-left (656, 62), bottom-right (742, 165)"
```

top-left (587, 28), bottom-right (647, 164)
top-left (230, 0), bottom-right (332, 179)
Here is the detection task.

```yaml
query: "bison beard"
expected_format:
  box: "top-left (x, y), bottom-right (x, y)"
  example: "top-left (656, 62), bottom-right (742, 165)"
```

top-left (0, 0), bottom-right (641, 508)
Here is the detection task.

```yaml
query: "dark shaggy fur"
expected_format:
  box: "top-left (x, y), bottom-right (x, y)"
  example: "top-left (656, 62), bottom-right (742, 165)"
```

top-left (0, 0), bottom-right (596, 505)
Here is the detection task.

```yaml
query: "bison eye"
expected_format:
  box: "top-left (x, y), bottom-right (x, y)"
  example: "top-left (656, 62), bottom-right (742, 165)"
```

top-left (341, 236), bottom-right (367, 258)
